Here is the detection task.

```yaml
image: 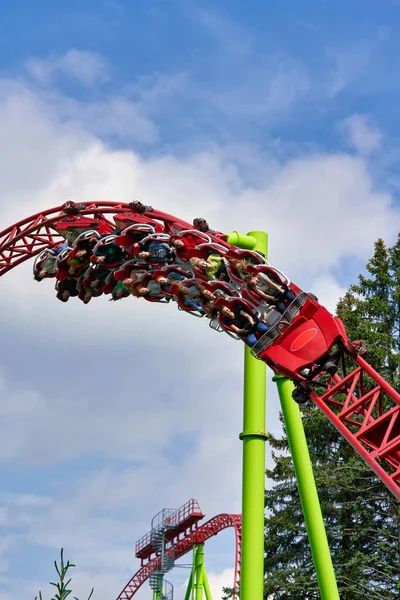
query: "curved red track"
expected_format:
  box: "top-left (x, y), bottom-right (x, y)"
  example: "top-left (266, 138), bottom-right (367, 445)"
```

top-left (0, 202), bottom-right (212, 276)
top-left (116, 513), bottom-right (242, 599)
top-left (1, 201), bottom-right (399, 500)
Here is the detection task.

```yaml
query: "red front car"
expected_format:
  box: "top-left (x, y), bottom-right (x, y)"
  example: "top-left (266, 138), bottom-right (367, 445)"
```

top-left (256, 294), bottom-right (348, 380)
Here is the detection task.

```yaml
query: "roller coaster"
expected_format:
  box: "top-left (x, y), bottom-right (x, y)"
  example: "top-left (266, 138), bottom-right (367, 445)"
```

top-left (0, 200), bottom-right (399, 598)
top-left (117, 498), bottom-right (241, 599)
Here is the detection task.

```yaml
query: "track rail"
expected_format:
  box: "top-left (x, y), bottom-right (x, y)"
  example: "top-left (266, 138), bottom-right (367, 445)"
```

top-left (0, 202), bottom-right (229, 276)
top-left (308, 351), bottom-right (400, 498)
top-left (116, 513), bottom-right (242, 599)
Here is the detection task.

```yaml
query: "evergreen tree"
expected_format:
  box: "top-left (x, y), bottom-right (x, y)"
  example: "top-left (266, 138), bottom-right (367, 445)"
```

top-left (263, 236), bottom-right (400, 599)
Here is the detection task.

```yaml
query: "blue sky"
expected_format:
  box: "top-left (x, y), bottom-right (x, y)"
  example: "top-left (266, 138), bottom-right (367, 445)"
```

top-left (0, 1), bottom-right (400, 599)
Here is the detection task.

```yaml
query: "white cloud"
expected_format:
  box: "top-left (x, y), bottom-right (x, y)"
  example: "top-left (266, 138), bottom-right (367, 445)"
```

top-left (176, 567), bottom-right (234, 600)
top-left (343, 114), bottom-right (382, 154)
top-left (309, 273), bottom-right (347, 315)
top-left (26, 49), bottom-right (108, 87)
top-left (328, 45), bottom-right (371, 96)
top-left (0, 58), bottom-right (398, 600)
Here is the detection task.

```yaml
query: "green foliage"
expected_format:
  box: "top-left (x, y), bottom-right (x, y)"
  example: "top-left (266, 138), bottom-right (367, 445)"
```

top-left (336, 235), bottom-right (400, 389)
top-left (264, 235), bottom-right (400, 599)
top-left (35, 549), bottom-right (94, 600)
top-left (264, 410), bottom-right (399, 599)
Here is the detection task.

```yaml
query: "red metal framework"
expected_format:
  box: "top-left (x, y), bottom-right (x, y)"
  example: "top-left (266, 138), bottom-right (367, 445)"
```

top-left (307, 351), bottom-right (400, 498)
top-left (0, 202), bottom-right (222, 276)
top-left (135, 498), bottom-right (205, 560)
top-left (0, 201), bottom-right (399, 502)
top-left (116, 513), bottom-right (242, 599)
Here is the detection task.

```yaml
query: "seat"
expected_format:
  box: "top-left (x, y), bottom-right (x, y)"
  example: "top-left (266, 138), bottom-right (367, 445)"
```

top-left (72, 230), bottom-right (101, 247)
top-left (214, 297), bottom-right (259, 340)
top-left (113, 260), bottom-right (150, 281)
top-left (115, 224), bottom-right (156, 254)
top-left (169, 280), bottom-right (204, 316)
top-left (152, 266), bottom-right (189, 298)
top-left (225, 248), bottom-right (266, 265)
top-left (55, 217), bottom-right (113, 238)
top-left (137, 274), bottom-right (170, 303)
top-left (113, 213), bottom-right (165, 232)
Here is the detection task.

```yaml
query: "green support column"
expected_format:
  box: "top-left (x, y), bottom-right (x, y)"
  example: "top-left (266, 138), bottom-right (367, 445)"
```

top-left (274, 375), bottom-right (340, 600)
top-left (202, 564), bottom-right (213, 600)
top-left (194, 544), bottom-right (205, 600)
top-left (239, 230), bottom-right (268, 600)
top-left (184, 544), bottom-right (212, 600)
top-left (184, 551), bottom-right (195, 600)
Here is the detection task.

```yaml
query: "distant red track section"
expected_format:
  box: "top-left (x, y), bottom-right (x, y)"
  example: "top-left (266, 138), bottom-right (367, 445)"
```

top-left (116, 513), bottom-right (242, 599)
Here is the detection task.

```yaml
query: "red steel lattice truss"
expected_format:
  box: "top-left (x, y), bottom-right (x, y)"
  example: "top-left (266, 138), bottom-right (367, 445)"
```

top-left (116, 513), bottom-right (242, 599)
top-left (0, 203), bottom-right (399, 492)
top-left (0, 201), bottom-right (399, 499)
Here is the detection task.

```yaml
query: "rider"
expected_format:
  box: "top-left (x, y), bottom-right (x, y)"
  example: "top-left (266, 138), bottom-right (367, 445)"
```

top-left (220, 305), bottom-right (270, 346)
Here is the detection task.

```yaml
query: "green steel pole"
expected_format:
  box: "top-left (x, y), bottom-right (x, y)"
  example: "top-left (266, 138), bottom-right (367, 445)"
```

top-left (274, 375), bottom-right (340, 600)
top-left (195, 544), bottom-right (204, 600)
top-left (184, 546), bottom-right (196, 600)
top-left (240, 230), bottom-right (268, 600)
top-left (202, 564), bottom-right (213, 600)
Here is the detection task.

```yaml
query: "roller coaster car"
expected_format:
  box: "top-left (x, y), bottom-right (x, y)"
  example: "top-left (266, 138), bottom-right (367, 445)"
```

top-left (113, 213), bottom-right (165, 233)
top-left (213, 296), bottom-right (262, 341)
top-left (55, 248), bottom-right (87, 281)
top-left (113, 260), bottom-right (150, 282)
top-left (33, 249), bottom-right (58, 278)
top-left (250, 292), bottom-right (348, 381)
top-left (102, 272), bottom-right (118, 295)
top-left (79, 265), bottom-right (110, 291)
top-left (55, 217), bottom-right (112, 239)
top-left (225, 248), bottom-right (266, 265)
top-left (91, 235), bottom-right (127, 268)
top-left (202, 280), bottom-right (240, 298)
top-left (138, 274), bottom-right (170, 303)
top-left (244, 264), bottom-right (301, 307)
top-left (169, 280), bottom-right (204, 316)
top-left (130, 234), bottom-right (175, 266)
top-left (170, 230), bottom-right (212, 260)
top-left (136, 233), bottom-right (172, 250)
top-left (188, 242), bottom-right (229, 260)
top-left (115, 224), bottom-right (157, 254)
top-left (152, 266), bottom-right (189, 297)
top-left (73, 230), bottom-right (101, 251)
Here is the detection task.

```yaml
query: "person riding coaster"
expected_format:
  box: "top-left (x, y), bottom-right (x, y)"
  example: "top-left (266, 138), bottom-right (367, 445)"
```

top-left (33, 243), bottom-right (69, 281)
top-left (133, 234), bottom-right (176, 264)
top-left (109, 280), bottom-right (131, 302)
top-left (243, 264), bottom-right (297, 313)
top-left (113, 259), bottom-right (151, 283)
top-left (91, 235), bottom-right (128, 268)
top-left (77, 263), bottom-right (116, 303)
top-left (72, 230), bottom-right (101, 257)
top-left (214, 297), bottom-right (271, 345)
top-left (125, 273), bottom-right (170, 302)
top-left (169, 230), bottom-right (213, 261)
top-left (55, 277), bottom-right (79, 303)
top-left (169, 280), bottom-right (206, 315)
top-left (115, 224), bottom-right (157, 255)
top-left (55, 247), bottom-right (88, 281)
top-left (152, 266), bottom-right (191, 297)
top-left (189, 252), bottom-right (230, 282)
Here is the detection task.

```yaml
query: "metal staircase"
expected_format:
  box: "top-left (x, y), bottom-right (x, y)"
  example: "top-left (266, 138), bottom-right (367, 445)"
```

top-left (148, 509), bottom-right (177, 595)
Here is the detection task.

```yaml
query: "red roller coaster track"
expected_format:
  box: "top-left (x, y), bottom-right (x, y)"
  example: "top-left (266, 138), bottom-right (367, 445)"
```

top-left (116, 513), bottom-right (242, 599)
top-left (0, 201), bottom-right (399, 504)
